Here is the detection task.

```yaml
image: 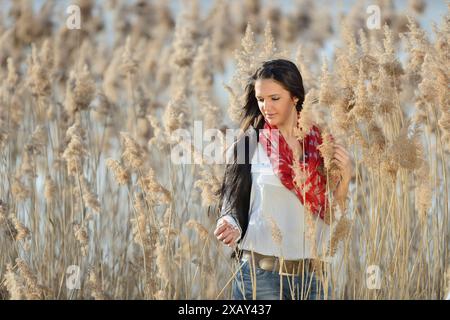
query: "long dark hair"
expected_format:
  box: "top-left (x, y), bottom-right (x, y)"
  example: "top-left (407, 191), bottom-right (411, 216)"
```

top-left (216, 59), bottom-right (305, 252)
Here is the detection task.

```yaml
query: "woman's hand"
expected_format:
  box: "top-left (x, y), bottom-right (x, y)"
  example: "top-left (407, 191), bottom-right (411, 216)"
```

top-left (332, 143), bottom-right (353, 212)
top-left (333, 143), bottom-right (353, 184)
top-left (214, 219), bottom-right (241, 247)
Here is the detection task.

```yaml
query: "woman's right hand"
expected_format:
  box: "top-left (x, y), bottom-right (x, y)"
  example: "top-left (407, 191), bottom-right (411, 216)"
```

top-left (214, 219), bottom-right (241, 247)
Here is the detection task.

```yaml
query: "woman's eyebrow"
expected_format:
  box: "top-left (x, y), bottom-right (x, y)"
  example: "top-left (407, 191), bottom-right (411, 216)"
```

top-left (255, 93), bottom-right (280, 98)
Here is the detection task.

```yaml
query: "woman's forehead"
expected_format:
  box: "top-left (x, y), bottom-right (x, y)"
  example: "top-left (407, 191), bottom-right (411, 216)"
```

top-left (254, 79), bottom-right (286, 96)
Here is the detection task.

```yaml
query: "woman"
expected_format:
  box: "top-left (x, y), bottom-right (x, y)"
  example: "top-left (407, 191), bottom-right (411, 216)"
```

top-left (214, 59), bottom-right (353, 300)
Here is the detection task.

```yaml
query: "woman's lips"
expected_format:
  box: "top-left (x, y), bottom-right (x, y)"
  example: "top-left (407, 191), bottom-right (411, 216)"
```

top-left (266, 113), bottom-right (277, 118)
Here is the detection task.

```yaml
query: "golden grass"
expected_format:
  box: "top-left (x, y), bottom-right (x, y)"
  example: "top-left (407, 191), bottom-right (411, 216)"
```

top-left (0, 0), bottom-right (448, 300)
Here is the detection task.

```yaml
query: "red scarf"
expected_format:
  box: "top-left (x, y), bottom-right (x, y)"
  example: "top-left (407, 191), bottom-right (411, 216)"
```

top-left (259, 119), bottom-right (330, 222)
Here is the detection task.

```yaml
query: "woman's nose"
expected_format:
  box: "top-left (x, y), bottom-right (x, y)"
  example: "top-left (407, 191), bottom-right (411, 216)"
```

top-left (262, 101), bottom-right (272, 111)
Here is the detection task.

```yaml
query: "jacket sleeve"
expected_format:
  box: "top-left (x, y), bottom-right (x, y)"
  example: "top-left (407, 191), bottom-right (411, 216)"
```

top-left (215, 129), bottom-right (256, 243)
top-left (216, 192), bottom-right (242, 242)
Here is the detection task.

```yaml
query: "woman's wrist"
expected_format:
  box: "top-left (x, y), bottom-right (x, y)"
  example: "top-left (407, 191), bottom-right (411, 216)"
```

top-left (334, 178), bottom-right (349, 200)
top-left (341, 178), bottom-right (351, 188)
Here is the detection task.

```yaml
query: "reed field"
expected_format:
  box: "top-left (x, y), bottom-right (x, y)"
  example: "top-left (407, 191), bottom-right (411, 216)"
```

top-left (0, 0), bottom-right (448, 300)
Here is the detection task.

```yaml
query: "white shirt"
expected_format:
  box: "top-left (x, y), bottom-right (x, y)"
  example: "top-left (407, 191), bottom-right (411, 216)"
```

top-left (219, 142), bottom-right (333, 261)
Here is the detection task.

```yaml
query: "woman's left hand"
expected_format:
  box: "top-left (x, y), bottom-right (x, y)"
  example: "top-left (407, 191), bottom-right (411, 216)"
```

top-left (333, 143), bottom-right (353, 184)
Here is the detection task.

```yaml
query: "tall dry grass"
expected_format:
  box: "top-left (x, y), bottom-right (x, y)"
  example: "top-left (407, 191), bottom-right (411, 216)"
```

top-left (0, 0), bottom-right (448, 299)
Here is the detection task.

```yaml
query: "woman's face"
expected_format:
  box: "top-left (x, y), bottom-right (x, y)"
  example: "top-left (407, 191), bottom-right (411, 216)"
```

top-left (254, 78), bottom-right (298, 128)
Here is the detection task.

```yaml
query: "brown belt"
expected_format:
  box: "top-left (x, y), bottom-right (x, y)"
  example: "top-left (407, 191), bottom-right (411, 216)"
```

top-left (242, 250), bottom-right (327, 276)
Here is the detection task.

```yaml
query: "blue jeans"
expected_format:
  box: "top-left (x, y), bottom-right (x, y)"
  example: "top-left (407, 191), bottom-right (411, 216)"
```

top-left (231, 258), bottom-right (332, 300)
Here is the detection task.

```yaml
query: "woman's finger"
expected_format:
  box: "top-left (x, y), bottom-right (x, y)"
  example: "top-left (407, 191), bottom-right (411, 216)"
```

top-left (334, 144), bottom-right (348, 152)
top-left (217, 228), bottom-right (233, 241)
top-left (334, 161), bottom-right (345, 171)
top-left (334, 148), bottom-right (349, 159)
top-left (216, 229), bottom-right (231, 241)
top-left (223, 233), bottom-right (235, 244)
top-left (334, 158), bottom-right (348, 167)
top-left (335, 147), bottom-right (350, 159)
top-left (224, 231), bottom-right (239, 245)
top-left (334, 152), bottom-right (348, 162)
top-left (333, 151), bottom-right (345, 160)
top-left (334, 156), bottom-right (349, 166)
top-left (214, 224), bottom-right (229, 237)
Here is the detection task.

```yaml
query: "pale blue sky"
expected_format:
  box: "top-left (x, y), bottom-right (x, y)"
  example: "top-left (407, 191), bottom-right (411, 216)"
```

top-left (0, 0), bottom-right (446, 112)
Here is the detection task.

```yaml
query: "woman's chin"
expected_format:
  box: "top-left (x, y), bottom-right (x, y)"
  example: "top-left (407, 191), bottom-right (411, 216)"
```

top-left (266, 118), bottom-right (279, 126)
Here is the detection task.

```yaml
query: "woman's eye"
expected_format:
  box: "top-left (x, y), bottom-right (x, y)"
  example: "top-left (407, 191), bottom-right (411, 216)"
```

top-left (257, 98), bottom-right (279, 102)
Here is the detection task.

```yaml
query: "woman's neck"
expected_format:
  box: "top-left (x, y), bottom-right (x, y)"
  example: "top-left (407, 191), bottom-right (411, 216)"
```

top-left (278, 110), bottom-right (298, 140)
